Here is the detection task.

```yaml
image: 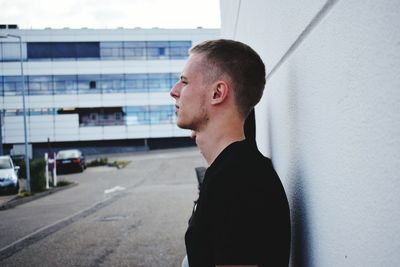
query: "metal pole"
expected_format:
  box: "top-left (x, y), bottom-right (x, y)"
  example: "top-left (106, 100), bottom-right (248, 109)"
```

top-left (17, 35), bottom-right (31, 193)
top-left (0, 109), bottom-right (3, 155)
top-left (1, 34), bottom-right (32, 192)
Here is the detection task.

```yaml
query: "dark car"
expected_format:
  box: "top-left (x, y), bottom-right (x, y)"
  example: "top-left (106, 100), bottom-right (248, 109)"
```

top-left (56, 149), bottom-right (86, 173)
top-left (0, 155), bottom-right (20, 194)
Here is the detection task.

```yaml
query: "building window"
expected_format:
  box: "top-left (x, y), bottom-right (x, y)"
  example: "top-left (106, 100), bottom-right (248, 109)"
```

top-left (100, 75), bottom-right (124, 93)
top-left (125, 74), bottom-right (148, 93)
top-left (77, 75), bottom-right (100, 94)
top-left (169, 41), bottom-right (192, 59)
top-left (124, 41), bottom-right (146, 60)
top-left (115, 112), bottom-right (122, 121)
top-left (3, 76), bottom-right (26, 96)
top-left (90, 113), bottom-right (98, 121)
top-left (89, 81), bottom-right (96, 89)
top-left (54, 75), bottom-right (77, 94)
top-left (28, 75), bottom-right (53, 95)
top-left (100, 42), bottom-right (124, 59)
top-left (2, 72), bottom-right (183, 96)
top-left (27, 42), bottom-right (100, 60)
top-left (148, 73), bottom-right (170, 92)
top-left (146, 41), bottom-right (169, 59)
top-left (149, 105), bottom-right (174, 124)
top-left (2, 40), bottom-right (192, 62)
top-left (124, 106), bottom-right (150, 125)
top-left (0, 76), bottom-right (3, 96)
top-left (76, 107), bottom-right (125, 127)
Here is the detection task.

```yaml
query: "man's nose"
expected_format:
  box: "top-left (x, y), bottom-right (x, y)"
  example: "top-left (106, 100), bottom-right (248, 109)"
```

top-left (170, 82), bottom-right (180, 99)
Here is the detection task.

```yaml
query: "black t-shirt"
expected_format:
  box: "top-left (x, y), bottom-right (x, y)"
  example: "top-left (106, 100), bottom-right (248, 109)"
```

top-left (185, 139), bottom-right (291, 267)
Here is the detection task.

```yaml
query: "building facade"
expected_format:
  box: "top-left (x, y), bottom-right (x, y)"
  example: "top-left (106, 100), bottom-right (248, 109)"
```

top-left (0, 27), bottom-right (219, 156)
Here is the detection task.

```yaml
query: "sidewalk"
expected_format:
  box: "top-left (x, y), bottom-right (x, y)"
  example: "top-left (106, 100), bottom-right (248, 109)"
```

top-left (0, 195), bottom-right (18, 207)
top-left (0, 183), bottom-right (77, 210)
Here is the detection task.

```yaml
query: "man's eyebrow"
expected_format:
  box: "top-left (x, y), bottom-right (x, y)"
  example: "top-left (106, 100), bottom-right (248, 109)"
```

top-left (180, 75), bottom-right (188, 81)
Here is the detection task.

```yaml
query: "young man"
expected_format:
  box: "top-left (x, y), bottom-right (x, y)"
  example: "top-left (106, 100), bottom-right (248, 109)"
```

top-left (170, 39), bottom-right (291, 267)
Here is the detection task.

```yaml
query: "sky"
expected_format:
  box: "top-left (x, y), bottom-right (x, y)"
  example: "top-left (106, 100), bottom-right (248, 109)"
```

top-left (0, 0), bottom-right (221, 29)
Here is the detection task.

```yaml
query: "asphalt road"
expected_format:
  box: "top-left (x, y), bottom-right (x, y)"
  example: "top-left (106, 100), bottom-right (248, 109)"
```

top-left (0, 147), bottom-right (206, 267)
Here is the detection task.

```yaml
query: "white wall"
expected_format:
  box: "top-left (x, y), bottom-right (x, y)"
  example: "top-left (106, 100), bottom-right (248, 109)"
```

top-left (220, 0), bottom-right (400, 266)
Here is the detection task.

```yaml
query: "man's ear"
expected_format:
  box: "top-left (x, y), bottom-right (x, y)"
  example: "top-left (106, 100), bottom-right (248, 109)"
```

top-left (210, 80), bottom-right (229, 105)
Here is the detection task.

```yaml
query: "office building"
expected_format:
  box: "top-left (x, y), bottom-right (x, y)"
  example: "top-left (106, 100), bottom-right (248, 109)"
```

top-left (0, 27), bottom-right (219, 156)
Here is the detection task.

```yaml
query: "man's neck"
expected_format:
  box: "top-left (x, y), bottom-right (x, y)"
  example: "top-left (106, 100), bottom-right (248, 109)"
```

top-left (195, 120), bottom-right (245, 166)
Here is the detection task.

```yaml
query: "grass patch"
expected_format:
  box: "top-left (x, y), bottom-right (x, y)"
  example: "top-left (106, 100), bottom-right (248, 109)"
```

top-left (86, 157), bottom-right (129, 169)
top-left (16, 191), bottom-right (32, 198)
top-left (86, 157), bottom-right (108, 167)
top-left (57, 180), bottom-right (72, 187)
top-left (109, 160), bottom-right (130, 169)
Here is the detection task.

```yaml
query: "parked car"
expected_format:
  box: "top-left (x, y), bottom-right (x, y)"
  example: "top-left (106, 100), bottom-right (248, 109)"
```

top-left (56, 149), bottom-right (86, 173)
top-left (0, 155), bottom-right (20, 194)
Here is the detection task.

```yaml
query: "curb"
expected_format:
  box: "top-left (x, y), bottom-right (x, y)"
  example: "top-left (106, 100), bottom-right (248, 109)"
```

top-left (0, 182), bottom-right (78, 211)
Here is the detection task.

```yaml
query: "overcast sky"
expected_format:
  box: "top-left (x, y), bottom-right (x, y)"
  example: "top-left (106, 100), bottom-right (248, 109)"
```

top-left (0, 0), bottom-right (221, 29)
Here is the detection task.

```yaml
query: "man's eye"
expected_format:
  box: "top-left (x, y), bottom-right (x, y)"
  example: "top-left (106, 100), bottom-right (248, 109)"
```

top-left (181, 80), bottom-right (188, 85)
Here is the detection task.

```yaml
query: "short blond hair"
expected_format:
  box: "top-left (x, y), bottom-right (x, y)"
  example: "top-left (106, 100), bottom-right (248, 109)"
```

top-left (190, 39), bottom-right (266, 118)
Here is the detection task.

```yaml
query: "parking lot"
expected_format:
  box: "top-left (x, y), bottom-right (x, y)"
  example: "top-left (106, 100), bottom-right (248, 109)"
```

top-left (0, 147), bottom-right (206, 267)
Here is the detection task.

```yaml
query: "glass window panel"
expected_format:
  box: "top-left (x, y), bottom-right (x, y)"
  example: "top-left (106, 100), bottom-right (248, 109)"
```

top-left (147, 41), bottom-right (169, 47)
top-left (3, 76), bottom-right (26, 96)
top-left (149, 105), bottom-right (174, 124)
top-left (124, 106), bottom-right (150, 125)
top-left (124, 41), bottom-right (146, 59)
top-left (28, 75), bottom-right (53, 95)
top-left (77, 75), bottom-right (101, 94)
top-left (125, 74), bottom-right (148, 93)
top-left (4, 109), bottom-right (21, 116)
top-left (170, 73), bottom-right (180, 87)
top-left (169, 41), bottom-right (191, 59)
top-left (4, 109), bottom-right (14, 116)
top-left (54, 75), bottom-right (77, 94)
top-left (27, 42), bottom-right (52, 59)
top-left (148, 73), bottom-right (170, 92)
top-left (169, 47), bottom-right (189, 59)
top-left (52, 42), bottom-right (76, 58)
top-left (147, 48), bottom-right (169, 59)
top-left (100, 42), bottom-right (123, 59)
top-left (34, 108), bottom-right (55, 115)
top-left (27, 42), bottom-right (99, 60)
top-left (100, 74), bottom-right (124, 93)
top-left (146, 41), bottom-right (169, 59)
top-left (29, 108), bottom-right (43, 116)
top-left (76, 42), bottom-right (100, 58)
top-left (0, 76), bottom-right (3, 96)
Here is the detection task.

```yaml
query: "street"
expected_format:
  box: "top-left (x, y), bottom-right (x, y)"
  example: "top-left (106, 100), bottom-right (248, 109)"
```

top-left (0, 147), bottom-right (206, 267)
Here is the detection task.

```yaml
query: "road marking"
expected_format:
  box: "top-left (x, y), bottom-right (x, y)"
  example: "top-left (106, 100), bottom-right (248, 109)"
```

top-left (104, 186), bottom-right (126, 194)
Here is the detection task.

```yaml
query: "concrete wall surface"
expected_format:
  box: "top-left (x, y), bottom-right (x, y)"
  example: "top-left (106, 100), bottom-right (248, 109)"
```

top-left (220, 0), bottom-right (400, 266)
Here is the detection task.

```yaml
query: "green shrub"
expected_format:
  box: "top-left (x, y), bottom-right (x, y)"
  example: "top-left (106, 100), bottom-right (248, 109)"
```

top-left (86, 157), bottom-right (108, 167)
top-left (57, 179), bottom-right (72, 187)
top-left (16, 158), bottom-right (46, 193)
top-left (112, 160), bottom-right (130, 169)
top-left (16, 191), bottom-right (31, 198)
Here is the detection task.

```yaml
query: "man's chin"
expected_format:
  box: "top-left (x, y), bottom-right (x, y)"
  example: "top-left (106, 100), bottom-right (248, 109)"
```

top-left (176, 120), bottom-right (190, 130)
